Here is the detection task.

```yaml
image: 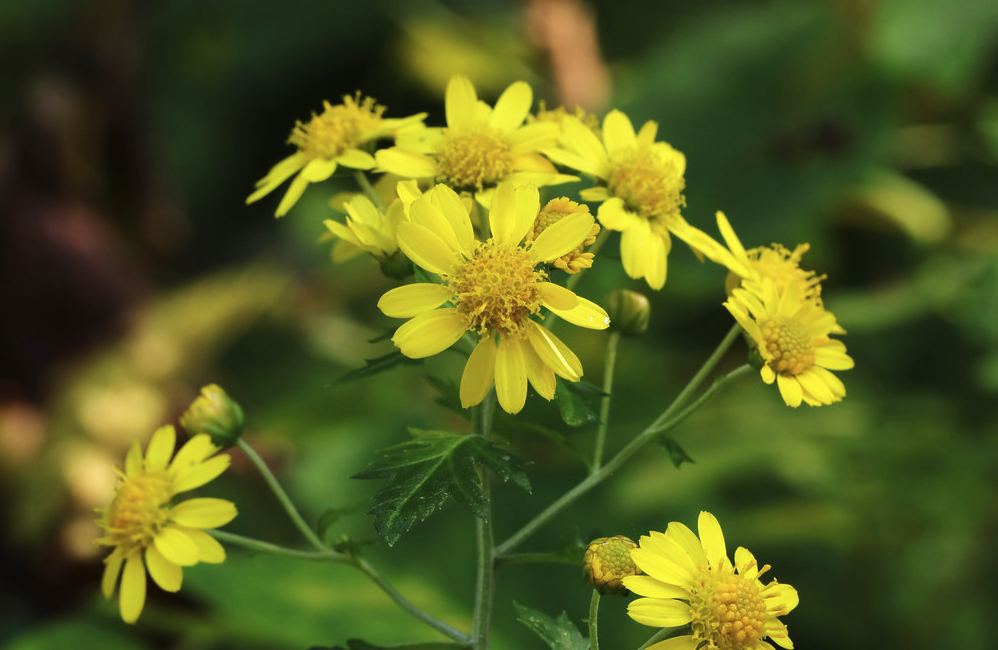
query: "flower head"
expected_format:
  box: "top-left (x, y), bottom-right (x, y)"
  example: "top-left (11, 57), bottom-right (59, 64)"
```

top-left (179, 384), bottom-right (244, 448)
top-left (247, 93), bottom-right (426, 217)
top-left (377, 182), bottom-right (609, 414)
top-left (375, 75), bottom-right (575, 206)
top-left (95, 425), bottom-right (237, 623)
top-left (624, 512), bottom-right (799, 650)
top-left (584, 535), bottom-right (642, 596)
top-left (725, 278), bottom-right (853, 407)
top-left (526, 198), bottom-right (600, 273)
top-left (546, 110), bottom-right (708, 289)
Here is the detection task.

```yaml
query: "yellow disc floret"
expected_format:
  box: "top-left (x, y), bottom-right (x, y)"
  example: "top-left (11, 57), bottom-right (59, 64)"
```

top-left (527, 198), bottom-right (600, 273)
top-left (289, 94), bottom-right (386, 160)
top-left (101, 472), bottom-right (173, 554)
top-left (435, 127), bottom-right (514, 192)
top-left (760, 315), bottom-right (817, 376)
top-left (607, 145), bottom-right (686, 222)
top-left (449, 239), bottom-right (545, 337)
top-left (690, 567), bottom-right (769, 650)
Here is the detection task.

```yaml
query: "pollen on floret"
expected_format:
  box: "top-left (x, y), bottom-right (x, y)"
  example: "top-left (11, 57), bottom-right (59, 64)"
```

top-left (101, 473), bottom-right (172, 552)
top-left (690, 568), bottom-right (768, 650)
top-left (728, 243), bottom-right (826, 304)
top-left (435, 126), bottom-right (514, 192)
top-left (759, 315), bottom-right (816, 376)
top-left (527, 198), bottom-right (600, 273)
top-left (289, 93), bottom-right (386, 160)
top-left (607, 144), bottom-right (685, 222)
top-left (448, 239), bottom-right (545, 337)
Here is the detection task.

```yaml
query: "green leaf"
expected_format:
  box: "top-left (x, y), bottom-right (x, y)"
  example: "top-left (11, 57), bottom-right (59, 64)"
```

top-left (554, 379), bottom-right (605, 427)
top-left (332, 350), bottom-right (423, 386)
top-left (513, 602), bottom-right (589, 650)
top-left (657, 436), bottom-right (696, 469)
top-left (353, 430), bottom-right (530, 546)
top-left (316, 498), bottom-right (370, 542)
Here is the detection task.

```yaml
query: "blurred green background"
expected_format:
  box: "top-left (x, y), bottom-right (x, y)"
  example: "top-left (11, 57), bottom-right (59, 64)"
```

top-left (2, 0), bottom-right (998, 648)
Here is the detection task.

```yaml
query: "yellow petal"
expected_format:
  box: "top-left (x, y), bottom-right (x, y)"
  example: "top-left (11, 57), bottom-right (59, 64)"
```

top-left (153, 526), bottom-right (200, 567)
top-left (392, 308), bottom-right (467, 358)
top-left (172, 454), bottom-right (230, 493)
top-left (665, 521), bottom-right (707, 568)
top-left (815, 345), bottom-right (854, 370)
top-left (274, 173), bottom-right (309, 217)
top-left (397, 222), bottom-right (460, 276)
top-left (523, 344), bottom-right (556, 400)
top-left (644, 637), bottom-right (699, 650)
top-left (507, 122), bottom-right (559, 152)
top-left (169, 434), bottom-right (219, 479)
top-left (797, 369), bottom-right (836, 405)
top-left (119, 553), bottom-right (147, 624)
top-left (547, 296), bottom-right (610, 330)
top-left (697, 511), bottom-right (728, 570)
top-left (299, 157), bottom-right (338, 182)
top-left (526, 321), bottom-right (582, 381)
top-left (101, 553), bottom-right (124, 598)
top-left (124, 439), bottom-right (142, 477)
top-left (246, 153), bottom-right (307, 204)
top-left (734, 546), bottom-right (759, 580)
top-left (375, 147), bottom-right (437, 178)
top-left (776, 373), bottom-right (804, 407)
top-left (460, 336), bottom-right (497, 408)
top-left (716, 211), bottom-right (748, 262)
top-left (595, 197), bottom-right (640, 232)
top-left (490, 183), bottom-right (538, 248)
top-left (334, 148), bottom-right (377, 170)
top-left (636, 119), bottom-right (659, 144)
top-left (409, 194), bottom-right (465, 254)
top-left (170, 497), bottom-right (238, 529)
top-left (428, 183), bottom-right (476, 256)
top-left (627, 597), bottom-right (692, 628)
top-left (446, 75), bottom-right (478, 128)
top-left (490, 81), bottom-right (532, 133)
top-left (379, 283), bottom-right (454, 318)
top-left (145, 544), bottom-right (182, 592)
top-left (185, 528), bottom-right (227, 564)
top-left (621, 574), bottom-right (688, 600)
top-left (494, 337), bottom-right (528, 414)
top-left (602, 110), bottom-right (637, 153)
top-left (529, 212), bottom-right (596, 263)
top-left (145, 425), bottom-right (176, 473)
top-left (620, 217), bottom-right (652, 280)
top-left (536, 282), bottom-right (578, 311)
top-left (631, 547), bottom-right (693, 587)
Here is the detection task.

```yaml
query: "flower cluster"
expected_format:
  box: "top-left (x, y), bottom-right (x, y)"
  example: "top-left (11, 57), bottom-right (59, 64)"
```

top-left (246, 74), bottom-right (853, 412)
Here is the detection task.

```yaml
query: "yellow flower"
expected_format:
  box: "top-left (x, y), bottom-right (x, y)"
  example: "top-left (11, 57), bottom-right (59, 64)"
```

top-left (624, 512), bottom-right (799, 650)
top-left (526, 198), bottom-right (600, 273)
top-left (375, 75), bottom-right (575, 206)
top-left (725, 278), bottom-right (854, 407)
top-left (377, 182), bottom-right (609, 414)
top-left (324, 193), bottom-right (406, 263)
top-left (247, 94), bottom-right (426, 217)
top-left (95, 425), bottom-right (236, 623)
top-left (545, 110), bottom-right (712, 289)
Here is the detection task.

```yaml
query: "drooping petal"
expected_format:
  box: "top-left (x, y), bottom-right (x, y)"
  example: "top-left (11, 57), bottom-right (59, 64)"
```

top-left (299, 157), bottom-right (338, 182)
top-left (101, 554), bottom-right (124, 598)
top-left (392, 308), bottom-right (467, 358)
top-left (627, 597), bottom-right (693, 628)
top-left (620, 218), bottom-right (652, 281)
top-left (378, 283), bottom-right (454, 318)
top-left (119, 553), bottom-right (147, 624)
top-left (153, 526), bottom-right (200, 567)
top-left (460, 336), bottom-right (497, 409)
top-left (247, 153), bottom-right (307, 204)
top-left (144, 425), bottom-right (176, 473)
top-left (145, 544), bottom-right (182, 592)
top-left (275, 173), bottom-right (310, 217)
top-left (170, 498), bottom-right (238, 529)
top-left (523, 344), bottom-right (556, 401)
top-left (526, 321), bottom-right (582, 381)
top-left (396, 222), bottom-right (460, 276)
top-left (494, 337), bottom-right (528, 414)
top-left (490, 81), bottom-right (532, 133)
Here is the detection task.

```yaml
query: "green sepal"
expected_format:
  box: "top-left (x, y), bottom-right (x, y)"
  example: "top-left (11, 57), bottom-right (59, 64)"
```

top-left (656, 436), bottom-right (696, 469)
top-left (513, 602), bottom-right (589, 650)
top-left (353, 430), bottom-right (531, 546)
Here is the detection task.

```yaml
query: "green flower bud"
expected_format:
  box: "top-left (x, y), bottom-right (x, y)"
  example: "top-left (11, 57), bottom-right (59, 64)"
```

top-left (583, 535), bottom-right (641, 596)
top-left (605, 290), bottom-right (650, 337)
top-left (378, 251), bottom-right (414, 281)
top-left (180, 384), bottom-right (244, 448)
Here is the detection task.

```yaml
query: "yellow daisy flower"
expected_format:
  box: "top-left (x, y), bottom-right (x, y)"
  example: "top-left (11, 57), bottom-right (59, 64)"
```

top-left (247, 93), bottom-right (426, 217)
top-left (545, 110), bottom-right (713, 290)
top-left (526, 197), bottom-right (600, 274)
top-left (724, 278), bottom-right (854, 407)
top-left (374, 75), bottom-right (575, 207)
top-left (324, 193), bottom-right (406, 263)
top-left (624, 512), bottom-right (799, 650)
top-left (377, 182), bottom-right (610, 414)
top-left (95, 425), bottom-right (237, 623)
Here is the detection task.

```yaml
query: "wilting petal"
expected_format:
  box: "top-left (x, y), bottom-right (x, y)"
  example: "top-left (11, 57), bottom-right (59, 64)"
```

top-left (392, 308), bottom-right (467, 358)
top-left (460, 336), bottom-right (497, 408)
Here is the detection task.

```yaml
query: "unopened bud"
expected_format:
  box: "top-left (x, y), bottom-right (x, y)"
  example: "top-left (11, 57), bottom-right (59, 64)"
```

top-left (605, 290), bottom-right (650, 337)
top-left (583, 535), bottom-right (641, 595)
top-left (378, 251), bottom-right (414, 280)
top-left (180, 384), bottom-right (244, 448)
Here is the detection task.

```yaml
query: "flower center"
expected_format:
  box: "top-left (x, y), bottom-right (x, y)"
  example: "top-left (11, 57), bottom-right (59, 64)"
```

top-left (690, 567), bottom-right (768, 650)
top-left (606, 143), bottom-right (685, 223)
top-left (447, 239), bottom-right (545, 337)
top-left (99, 472), bottom-right (173, 553)
top-left (289, 94), bottom-right (385, 160)
top-left (759, 315), bottom-right (816, 376)
top-left (528, 198), bottom-right (599, 274)
top-left (435, 127), bottom-right (514, 192)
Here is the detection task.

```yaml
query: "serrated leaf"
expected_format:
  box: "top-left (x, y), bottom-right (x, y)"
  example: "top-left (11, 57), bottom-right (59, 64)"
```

top-left (353, 431), bottom-right (531, 546)
top-left (332, 350), bottom-right (423, 387)
top-left (554, 380), bottom-right (604, 427)
top-left (513, 602), bottom-right (589, 650)
top-left (657, 436), bottom-right (696, 469)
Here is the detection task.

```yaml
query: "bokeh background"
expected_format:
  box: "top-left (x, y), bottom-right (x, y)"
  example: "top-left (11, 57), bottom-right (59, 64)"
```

top-left (2, 0), bottom-right (998, 648)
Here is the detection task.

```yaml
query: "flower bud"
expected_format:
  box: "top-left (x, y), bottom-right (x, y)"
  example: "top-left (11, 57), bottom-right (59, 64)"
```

top-left (583, 535), bottom-right (641, 595)
top-left (605, 290), bottom-right (650, 337)
top-left (378, 251), bottom-right (414, 281)
top-left (180, 384), bottom-right (244, 448)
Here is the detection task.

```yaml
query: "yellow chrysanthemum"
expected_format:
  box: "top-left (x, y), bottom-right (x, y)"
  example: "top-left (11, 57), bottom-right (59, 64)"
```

top-left (324, 193), bottom-right (406, 263)
top-left (526, 198), bottom-right (600, 273)
top-left (725, 278), bottom-right (854, 407)
top-left (374, 75), bottom-right (576, 207)
top-left (247, 93), bottom-right (426, 217)
top-left (95, 425), bottom-right (237, 623)
top-left (544, 110), bottom-right (714, 289)
top-left (624, 512), bottom-right (799, 650)
top-left (377, 182), bottom-right (610, 414)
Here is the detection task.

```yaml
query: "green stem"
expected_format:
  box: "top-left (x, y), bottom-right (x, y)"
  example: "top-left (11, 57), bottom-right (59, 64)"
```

top-left (354, 170), bottom-right (381, 208)
top-left (471, 397), bottom-right (497, 649)
top-left (210, 530), bottom-right (471, 644)
top-left (237, 438), bottom-right (327, 552)
top-left (588, 590), bottom-right (601, 650)
top-left (592, 331), bottom-right (620, 472)
top-left (495, 326), bottom-right (745, 557)
top-left (493, 552), bottom-right (580, 568)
